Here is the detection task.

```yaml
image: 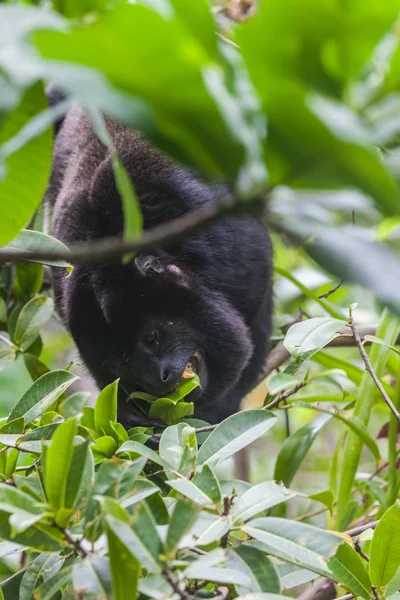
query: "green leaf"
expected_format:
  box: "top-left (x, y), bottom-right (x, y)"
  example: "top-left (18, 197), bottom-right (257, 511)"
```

top-left (149, 397), bottom-right (194, 424)
top-left (116, 441), bottom-right (171, 469)
top-left (274, 413), bottom-right (332, 486)
top-left (284, 317), bottom-right (347, 363)
top-left (91, 436), bottom-right (118, 462)
top-left (13, 295), bottom-right (53, 351)
top-left (13, 262), bottom-right (43, 301)
top-left (43, 419), bottom-right (76, 515)
top-left (33, 564), bottom-right (73, 600)
top-left (72, 557), bottom-right (112, 600)
top-left (59, 391), bottom-right (90, 419)
top-left (328, 542), bottom-right (373, 600)
top-left (192, 464), bottom-right (221, 506)
top-left (94, 379), bottom-right (119, 437)
top-left (243, 518), bottom-right (344, 578)
top-left (159, 423), bottom-right (188, 472)
top-left (370, 501), bottom-right (400, 587)
top-left (198, 410), bottom-right (277, 466)
top-left (309, 490), bottom-right (334, 516)
top-left (8, 370), bottom-right (78, 425)
top-left (84, 458), bottom-right (146, 542)
top-left (290, 403), bottom-right (381, 464)
top-left (112, 153), bottom-right (142, 243)
top-left (105, 515), bottom-right (161, 573)
top-left (184, 549), bottom-right (252, 586)
top-left (23, 353), bottom-right (49, 382)
top-left (2, 230), bottom-right (71, 267)
top-left (0, 83), bottom-right (52, 245)
top-left (233, 481), bottom-right (296, 524)
top-left (195, 515), bottom-right (231, 547)
top-left (164, 498), bottom-right (198, 554)
top-left (19, 554), bottom-right (62, 600)
top-left (231, 544), bottom-right (281, 594)
top-left (166, 478), bottom-right (215, 507)
top-left (106, 519), bottom-right (139, 600)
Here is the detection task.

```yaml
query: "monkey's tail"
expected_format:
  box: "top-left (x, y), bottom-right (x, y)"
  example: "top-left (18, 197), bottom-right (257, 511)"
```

top-left (45, 84), bottom-right (67, 136)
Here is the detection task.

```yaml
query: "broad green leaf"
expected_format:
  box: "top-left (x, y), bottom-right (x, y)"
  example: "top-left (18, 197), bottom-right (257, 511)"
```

top-left (23, 353), bottom-right (49, 382)
top-left (364, 335), bottom-right (400, 356)
top-left (192, 464), bottom-right (221, 505)
top-left (19, 554), bottom-right (62, 600)
top-left (149, 397), bottom-right (194, 424)
top-left (166, 478), bottom-right (214, 507)
top-left (231, 544), bottom-right (281, 594)
top-left (233, 481), bottom-right (296, 524)
top-left (328, 542), bottom-right (373, 600)
top-left (2, 230), bottom-right (71, 267)
top-left (0, 511), bottom-right (65, 552)
top-left (112, 153), bottom-right (142, 243)
top-left (196, 515), bottom-right (231, 547)
top-left (8, 370), bottom-right (78, 425)
top-left (243, 518), bottom-right (344, 578)
top-left (266, 372), bottom-right (302, 396)
top-left (91, 436), bottom-right (118, 462)
top-left (13, 295), bottom-right (53, 351)
top-left (198, 410), bottom-right (277, 466)
top-left (84, 458), bottom-right (146, 542)
top-left (164, 498), bottom-right (198, 554)
top-left (274, 413), bottom-right (332, 486)
top-left (0, 84), bottom-right (52, 245)
top-left (32, 564), bottom-right (73, 600)
top-left (120, 478), bottom-right (160, 510)
top-left (59, 391), bottom-right (90, 419)
top-left (106, 520), bottom-right (139, 600)
top-left (159, 423), bottom-right (187, 472)
top-left (184, 549), bottom-right (252, 586)
top-left (105, 516), bottom-right (161, 573)
top-left (13, 262), bottom-right (43, 301)
top-left (116, 441), bottom-right (171, 469)
top-left (94, 380), bottom-right (119, 437)
top-left (43, 419), bottom-right (76, 515)
top-left (72, 557), bottom-right (112, 600)
top-left (309, 490), bottom-right (334, 516)
top-left (284, 317), bottom-right (347, 362)
top-left (370, 501), bottom-right (400, 587)
top-left (130, 501), bottom-right (162, 567)
top-left (290, 403), bottom-right (380, 464)
top-left (64, 439), bottom-right (94, 510)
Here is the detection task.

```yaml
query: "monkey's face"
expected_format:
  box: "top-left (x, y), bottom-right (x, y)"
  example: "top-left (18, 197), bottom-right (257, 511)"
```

top-left (115, 317), bottom-right (207, 401)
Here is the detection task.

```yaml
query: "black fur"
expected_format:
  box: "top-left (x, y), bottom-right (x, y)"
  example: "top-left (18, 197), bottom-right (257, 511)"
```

top-left (46, 106), bottom-right (273, 427)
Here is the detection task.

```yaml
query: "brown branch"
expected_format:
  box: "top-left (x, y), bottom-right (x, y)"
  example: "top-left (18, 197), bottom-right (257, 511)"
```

top-left (163, 566), bottom-right (191, 600)
top-left (319, 281), bottom-right (343, 299)
top-left (258, 324), bottom-right (393, 383)
top-left (345, 520), bottom-right (378, 537)
top-left (264, 381), bottom-right (307, 410)
top-left (348, 307), bottom-right (400, 421)
top-left (0, 197), bottom-right (263, 266)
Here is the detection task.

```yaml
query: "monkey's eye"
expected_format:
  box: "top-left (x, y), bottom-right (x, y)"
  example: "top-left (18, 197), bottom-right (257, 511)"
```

top-left (146, 330), bottom-right (159, 344)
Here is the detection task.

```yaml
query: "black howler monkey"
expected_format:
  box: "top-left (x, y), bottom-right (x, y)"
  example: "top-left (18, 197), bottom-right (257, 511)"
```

top-left (45, 100), bottom-right (273, 428)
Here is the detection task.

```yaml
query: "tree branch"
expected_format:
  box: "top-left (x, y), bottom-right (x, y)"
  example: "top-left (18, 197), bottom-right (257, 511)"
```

top-left (348, 307), bottom-right (400, 421)
top-left (0, 197), bottom-right (263, 266)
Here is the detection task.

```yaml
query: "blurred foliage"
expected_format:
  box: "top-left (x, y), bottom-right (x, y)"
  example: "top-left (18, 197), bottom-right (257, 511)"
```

top-left (0, 0), bottom-right (400, 598)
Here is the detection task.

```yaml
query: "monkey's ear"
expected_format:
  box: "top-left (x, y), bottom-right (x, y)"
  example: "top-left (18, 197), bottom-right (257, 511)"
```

top-left (134, 254), bottom-right (189, 287)
top-left (134, 255), bottom-right (165, 276)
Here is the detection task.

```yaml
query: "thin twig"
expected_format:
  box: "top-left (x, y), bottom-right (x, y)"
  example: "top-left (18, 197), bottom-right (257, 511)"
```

top-left (163, 566), bottom-right (190, 600)
top-left (349, 307), bottom-right (400, 420)
top-left (0, 197), bottom-right (262, 266)
top-left (345, 520), bottom-right (378, 537)
top-left (220, 496), bottom-right (234, 548)
top-left (295, 506), bottom-right (329, 522)
top-left (264, 381), bottom-right (307, 411)
top-left (319, 281), bottom-right (343, 299)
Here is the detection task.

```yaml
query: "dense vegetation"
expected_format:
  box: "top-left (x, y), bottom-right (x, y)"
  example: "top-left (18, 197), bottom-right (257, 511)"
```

top-left (0, 0), bottom-right (400, 599)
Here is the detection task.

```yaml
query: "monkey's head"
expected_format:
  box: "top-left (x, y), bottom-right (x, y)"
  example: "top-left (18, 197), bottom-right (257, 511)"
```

top-left (87, 253), bottom-right (253, 427)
